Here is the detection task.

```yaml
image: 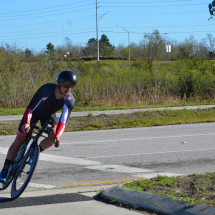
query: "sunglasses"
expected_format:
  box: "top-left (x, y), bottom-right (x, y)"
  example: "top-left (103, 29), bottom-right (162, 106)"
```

top-left (61, 81), bottom-right (74, 88)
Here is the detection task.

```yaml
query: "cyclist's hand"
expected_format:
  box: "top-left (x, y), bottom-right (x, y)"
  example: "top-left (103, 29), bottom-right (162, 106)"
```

top-left (55, 138), bottom-right (61, 147)
top-left (22, 123), bottom-right (31, 133)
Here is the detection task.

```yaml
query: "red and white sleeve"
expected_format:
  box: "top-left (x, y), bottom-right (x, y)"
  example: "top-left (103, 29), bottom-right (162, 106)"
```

top-left (24, 108), bottom-right (33, 124)
top-left (55, 122), bottom-right (66, 138)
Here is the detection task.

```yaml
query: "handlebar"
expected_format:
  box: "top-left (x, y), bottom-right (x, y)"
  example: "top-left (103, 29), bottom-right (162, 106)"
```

top-left (55, 140), bottom-right (60, 148)
top-left (25, 128), bottom-right (30, 133)
top-left (28, 122), bottom-right (60, 147)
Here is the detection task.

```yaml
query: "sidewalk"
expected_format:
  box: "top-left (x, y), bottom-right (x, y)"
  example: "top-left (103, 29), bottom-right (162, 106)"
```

top-left (0, 185), bottom-right (148, 215)
top-left (1, 183), bottom-right (215, 215)
top-left (0, 185), bottom-right (131, 215)
top-left (0, 105), bottom-right (215, 121)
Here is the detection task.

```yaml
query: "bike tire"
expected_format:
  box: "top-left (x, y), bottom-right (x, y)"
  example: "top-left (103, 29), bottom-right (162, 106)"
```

top-left (11, 144), bottom-right (39, 199)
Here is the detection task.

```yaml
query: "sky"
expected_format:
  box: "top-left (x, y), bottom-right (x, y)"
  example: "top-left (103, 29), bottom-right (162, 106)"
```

top-left (0, 0), bottom-right (214, 53)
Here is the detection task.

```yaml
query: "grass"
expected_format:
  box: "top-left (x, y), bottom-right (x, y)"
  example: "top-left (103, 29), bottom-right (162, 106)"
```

top-left (0, 108), bottom-right (25, 116)
top-left (122, 173), bottom-right (215, 207)
top-left (1, 108), bottom-right (215, 135)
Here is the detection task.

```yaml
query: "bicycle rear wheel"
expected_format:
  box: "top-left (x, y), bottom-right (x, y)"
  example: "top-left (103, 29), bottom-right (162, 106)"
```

top-left (11, 144), bottom-right (39, 199)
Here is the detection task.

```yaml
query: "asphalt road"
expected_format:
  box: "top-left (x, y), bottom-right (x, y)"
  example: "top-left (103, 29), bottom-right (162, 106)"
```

top-left (0, 122), bottom-right (215, 195)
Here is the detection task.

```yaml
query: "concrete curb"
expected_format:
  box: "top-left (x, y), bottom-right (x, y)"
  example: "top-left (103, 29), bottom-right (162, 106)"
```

top-left (101, 184), bottom-right (215, 215)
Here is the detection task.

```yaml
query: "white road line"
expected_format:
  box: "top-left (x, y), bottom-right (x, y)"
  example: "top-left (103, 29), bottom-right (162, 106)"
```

top-left (39, 154), bottom-right (180, 178)
top-left (0, 147), bottom-right (180, 179)
top-left (28, 182), bottom-right (56, 189)
top-left (63, 132), bottom-right (215, 145)
top-left (86, 148), bottom-right (215, 158)
top-left (17, 179), bottom-right (56, 189)
top-left (40, 153), bottom-right (99, 165)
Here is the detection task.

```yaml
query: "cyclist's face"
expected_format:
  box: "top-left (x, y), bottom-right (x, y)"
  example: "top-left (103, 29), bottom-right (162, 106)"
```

top-left (61, 85), bottom-right (72, 95)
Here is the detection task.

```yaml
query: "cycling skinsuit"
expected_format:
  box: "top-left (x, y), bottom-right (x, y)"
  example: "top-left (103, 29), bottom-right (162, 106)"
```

top-left (18, 83), bottom-right (75, 138)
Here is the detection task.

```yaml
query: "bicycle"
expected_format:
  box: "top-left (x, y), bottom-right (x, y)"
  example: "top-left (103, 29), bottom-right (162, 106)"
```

top-left (0, 120), bottom-right (59, 199)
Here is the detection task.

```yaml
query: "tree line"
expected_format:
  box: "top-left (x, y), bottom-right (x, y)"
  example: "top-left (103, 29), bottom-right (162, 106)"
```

top-left (1, 30), bottom-right (215, 62)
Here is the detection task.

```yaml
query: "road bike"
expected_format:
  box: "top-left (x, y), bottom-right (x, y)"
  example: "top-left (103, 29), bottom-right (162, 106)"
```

top-left (0, 120), bottom-right (59, 199)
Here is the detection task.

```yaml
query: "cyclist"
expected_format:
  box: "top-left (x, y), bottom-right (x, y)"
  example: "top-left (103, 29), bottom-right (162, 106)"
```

top-left (0, 70), bottom-right (78, 183)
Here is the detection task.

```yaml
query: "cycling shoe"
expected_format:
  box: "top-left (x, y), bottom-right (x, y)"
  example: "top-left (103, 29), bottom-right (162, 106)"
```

top-left (0, 171), bottom-right (7, 184)
top-left (28, 154), bottom-right (34, 165)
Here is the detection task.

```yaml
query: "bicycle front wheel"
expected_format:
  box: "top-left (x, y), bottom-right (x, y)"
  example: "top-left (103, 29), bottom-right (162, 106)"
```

top-left (11, 144), bottom-right (39, 199)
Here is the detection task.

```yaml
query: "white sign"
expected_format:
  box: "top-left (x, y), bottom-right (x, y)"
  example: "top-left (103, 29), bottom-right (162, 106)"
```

top-left (166, 45), bottom-right (171, 52)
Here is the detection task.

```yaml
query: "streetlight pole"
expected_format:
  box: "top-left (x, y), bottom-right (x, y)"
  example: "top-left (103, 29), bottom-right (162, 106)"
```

top-left (117, 25), bottom-right (130, 62)
top-left (96, 1), bottom-right (112, 63)
top-left (96, 0), bottom-right (99, 63)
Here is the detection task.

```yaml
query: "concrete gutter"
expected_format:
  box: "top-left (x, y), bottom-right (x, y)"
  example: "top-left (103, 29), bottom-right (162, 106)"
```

top-left (101, 184), bottom-right (215, 215)
top-left (0, 105), bottom-right (215, 122)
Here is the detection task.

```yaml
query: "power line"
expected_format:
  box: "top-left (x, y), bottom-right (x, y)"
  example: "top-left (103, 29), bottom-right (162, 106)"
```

top-left (101, 31), bottom-right (167, 34)
top-left (0, 0), bottom-right (94, 15)
top-left (3, 28), bottom-right (214, 41)
top-left (100, 3), bottom-right (207, 7)
top-left (0, 0), bottom-right (193, 17)
top-left (3, 21), bottom-right (215, 37)
top-left (0, 14), bottom-right (95, 29)
top-left (2, 19), bottom-right (215, 39)
top-left (20, 21), bottom-right (215, 35)
top-left (100, 23), bottom-right (215, 29)
top-left (101, 0), bottom-right (194, 2)
top-left (107, 11), bottom-right (206, 15)
top-left (0, 9), bottom-right (206, 28)
top-left (0, 31), bottom-right (96, 41)
top-left (0, 30), bottom-right (93, 38)
top-left (0, 27), bottom-right (96, 38)
top-left (0, 7), bottom-right (95, 22)
top-left (101, 30), bottom-right (215, 34)
top-left (0, 3), bottom-right (94, 19)
top-left (0, 17), bottom-right (95, 35)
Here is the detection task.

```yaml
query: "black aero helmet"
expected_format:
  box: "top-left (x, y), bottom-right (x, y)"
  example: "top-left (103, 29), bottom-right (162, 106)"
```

top-left (56, 70), bottom-right (78, 88)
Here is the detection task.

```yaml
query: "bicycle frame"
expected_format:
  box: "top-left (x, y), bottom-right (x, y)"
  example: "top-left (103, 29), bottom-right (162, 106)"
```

top-left (13, 131), bottom-right (33, 170)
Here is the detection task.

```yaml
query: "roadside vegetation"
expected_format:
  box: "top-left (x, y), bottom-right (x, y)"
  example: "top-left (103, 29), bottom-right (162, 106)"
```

top-left (122, 173), bottom-right (215, 208)
top-left (1, 51), bottom-right (215, 109)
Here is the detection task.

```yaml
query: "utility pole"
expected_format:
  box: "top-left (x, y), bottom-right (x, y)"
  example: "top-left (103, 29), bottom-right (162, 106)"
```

top-left (96, 0), bottom-right (99, 63)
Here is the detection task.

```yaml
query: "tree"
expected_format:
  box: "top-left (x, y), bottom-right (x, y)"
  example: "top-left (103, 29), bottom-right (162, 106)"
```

top-left (24, 48), bottom-right (33, 61)
top-left (197, 42), bottom-right (208, 57)
top-left (142, 30), bottom-right (166, 63)
top-left (176, 36), bottom-right (198, 59)
top-left (83, 38), bottom-right (97, 56)
top-left (46, 42), bottom-right (55, 57)
top-left (99, 34), bottom-right (115, 56)
top-left (83, 34), bottom-right (114, 57)
top-left (202, 33), bottom-right (215, 54)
